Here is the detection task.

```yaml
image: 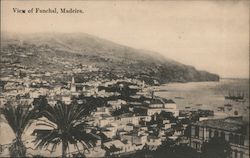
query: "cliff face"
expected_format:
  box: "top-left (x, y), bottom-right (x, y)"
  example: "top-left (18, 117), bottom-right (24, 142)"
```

top-left (1, 32), bottom-right (219, 84)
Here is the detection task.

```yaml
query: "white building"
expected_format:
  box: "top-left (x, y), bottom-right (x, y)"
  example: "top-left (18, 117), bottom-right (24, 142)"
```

top-left (147, 136), bottom-right (162, 150)
top-left (115, 113), bottom-right (140, 126)
top-left (108, 99), bottom-right (126, 109)
top-left (70, 77), bottom-right (76, 92)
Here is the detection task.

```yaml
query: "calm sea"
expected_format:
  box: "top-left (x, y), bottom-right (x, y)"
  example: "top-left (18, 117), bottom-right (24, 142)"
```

top-left (155, 78), bottom-right (249, 120)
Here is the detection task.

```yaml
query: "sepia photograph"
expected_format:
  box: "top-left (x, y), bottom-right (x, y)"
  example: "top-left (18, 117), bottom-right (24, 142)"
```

top-left (0, 0), bottom-right (249, 158)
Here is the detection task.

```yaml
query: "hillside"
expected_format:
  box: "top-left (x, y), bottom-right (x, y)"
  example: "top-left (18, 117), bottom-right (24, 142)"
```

top-left (0, 32), bottom-right (219, 84)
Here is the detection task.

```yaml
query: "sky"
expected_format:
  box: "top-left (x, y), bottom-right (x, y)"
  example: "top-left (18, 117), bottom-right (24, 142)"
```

top-left (1, 0), bottom-right (249, 78)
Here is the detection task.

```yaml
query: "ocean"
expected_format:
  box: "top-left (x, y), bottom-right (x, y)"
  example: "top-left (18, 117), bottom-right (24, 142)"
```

top-left (155, 78), bottom-right (249, 121)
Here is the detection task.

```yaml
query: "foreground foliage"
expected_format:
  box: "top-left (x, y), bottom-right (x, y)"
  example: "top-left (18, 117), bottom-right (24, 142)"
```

top-left (201, 136), bottom-right (231, 158)
top-left (1, 105), bottom-right (35, 157)
top-left (32, 101), bottom-right (97, 157)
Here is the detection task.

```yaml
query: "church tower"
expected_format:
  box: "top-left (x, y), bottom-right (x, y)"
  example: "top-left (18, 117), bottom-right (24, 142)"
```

top-left (70, 77), bottom-right (76, 92)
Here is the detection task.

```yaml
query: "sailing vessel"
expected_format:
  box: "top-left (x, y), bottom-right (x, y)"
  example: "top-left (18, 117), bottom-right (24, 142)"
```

top-left (225, 90), bottom-right (245, 102)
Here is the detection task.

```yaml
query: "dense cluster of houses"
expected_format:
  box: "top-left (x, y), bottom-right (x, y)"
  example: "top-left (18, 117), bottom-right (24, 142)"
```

top-left (0, 70), bottom-right (182, 157)
top-left (0, 64), bottom-right (249, 158)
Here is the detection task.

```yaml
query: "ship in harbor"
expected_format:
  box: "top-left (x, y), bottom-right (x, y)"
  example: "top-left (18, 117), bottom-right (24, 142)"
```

top-left (224, 90), bottom-right (245, 102)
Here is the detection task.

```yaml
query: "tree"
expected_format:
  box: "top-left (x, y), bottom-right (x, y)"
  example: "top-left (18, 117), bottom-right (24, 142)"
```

top-left (159, 111), bottom-right (177, 123)
top-left (151, 140), bottom-right (200, 158)
top-left (32, 101), bottom-right (97, 158)
top-left (0, 105), bottom-right (35, 157)
top-left (201, 136), bottom-right (231, 158)
top-left (33, 95), bottom-right (48, 112)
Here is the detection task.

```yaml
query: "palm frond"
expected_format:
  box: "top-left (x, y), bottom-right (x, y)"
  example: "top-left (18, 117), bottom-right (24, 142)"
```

top-left (0, 105), bottom-right (35, 137)
top-left (33, 101), bottom-right (97, 157)
top-left (33, 129), bottom-right (61, 149)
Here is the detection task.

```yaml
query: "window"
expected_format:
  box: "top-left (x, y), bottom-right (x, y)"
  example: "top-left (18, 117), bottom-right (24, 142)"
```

top-left (195, 126), bottom-right (199, 137)
top-left (191, 126), bottom-right (196, 136)
top-left (221, 132), bottom-right (225, 140)
top-left (229, 133), bottom-right (234, 143)
top-left (240, 152), bottom-right (244, 158)
top-left (199, 127), bottom-right (203, 138)
top-left (214, 130), bottom-right (219, 137)
top-left (192, 142), bottom-right (196, 148)
top-left (234, 150), bottom-right (238, 158)
top-left (239, 135), bottom-right (244, 146)
top-left (235, 135), bottom-right (240, 145)
top-left (196, 143), bottom-right (200, 151)
top-left (209, 129), bottom-right (212, 138)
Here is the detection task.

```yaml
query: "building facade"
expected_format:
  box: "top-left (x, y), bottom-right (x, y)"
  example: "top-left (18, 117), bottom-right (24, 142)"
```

top-left (189, 117), bottom-right (249, 158)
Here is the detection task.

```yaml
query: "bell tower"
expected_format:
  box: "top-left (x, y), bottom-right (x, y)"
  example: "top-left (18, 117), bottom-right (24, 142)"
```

top-left (70, 77), bottom-right (76, 92)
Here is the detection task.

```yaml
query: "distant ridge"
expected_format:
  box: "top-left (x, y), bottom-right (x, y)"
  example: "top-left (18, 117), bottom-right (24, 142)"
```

top-left (1, 32), bottom-right (220, 84)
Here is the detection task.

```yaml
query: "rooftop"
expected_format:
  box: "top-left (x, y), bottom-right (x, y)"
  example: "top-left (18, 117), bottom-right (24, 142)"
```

top-left (103, 139), bottom-right (125, 149)
top-left (193, 117), bottom-right (247, 132)
top-left (164, 99), bottom-right (175, 104)
top-left (118, 113), bottom-right (134, 118)
top-left (150, 99), bottom-right (164, 105)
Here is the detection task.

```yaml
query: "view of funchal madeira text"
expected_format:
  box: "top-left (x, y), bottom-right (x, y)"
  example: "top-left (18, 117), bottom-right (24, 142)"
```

top-left (0, 1), bottom-right (249, 158)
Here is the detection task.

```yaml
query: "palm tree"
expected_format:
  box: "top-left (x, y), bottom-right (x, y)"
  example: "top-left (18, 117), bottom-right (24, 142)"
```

top-left (32, 101), bottom-right (97, 158)
top-left (0, 104), bottom-right (35, 157)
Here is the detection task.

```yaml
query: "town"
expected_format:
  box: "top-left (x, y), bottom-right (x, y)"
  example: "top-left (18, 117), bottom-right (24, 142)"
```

top-left (2, 0), bottom-right (249, 157)
top-left (0, 57), bottom-right (249, 158)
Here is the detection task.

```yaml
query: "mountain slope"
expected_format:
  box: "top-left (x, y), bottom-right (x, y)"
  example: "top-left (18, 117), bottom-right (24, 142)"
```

top-left (1, 32), bottom-right (219, 84)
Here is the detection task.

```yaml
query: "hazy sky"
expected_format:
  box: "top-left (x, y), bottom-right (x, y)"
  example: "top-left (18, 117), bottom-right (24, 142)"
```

top-left (1, 1), bottom-right (249, 78)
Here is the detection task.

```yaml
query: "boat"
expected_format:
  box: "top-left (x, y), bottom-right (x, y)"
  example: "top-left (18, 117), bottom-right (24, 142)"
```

top-left (154, 89), bottom-right (168, 92)
top-left (224, 103), bottom-right (232, 107)
top-left (217, 107), bottom-right (225, 112)
top-left (174, 96), bottom-right (184, 99)
top-left (225, 90), bottom-right (245, 102)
